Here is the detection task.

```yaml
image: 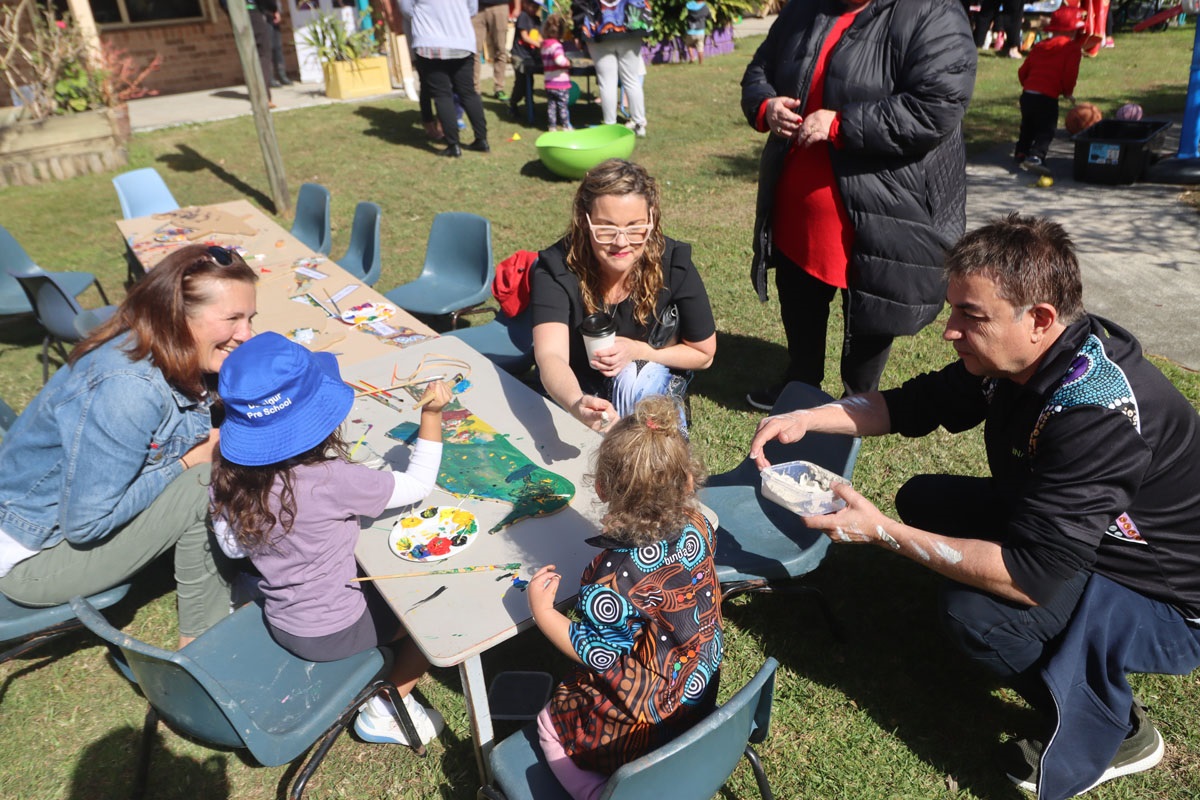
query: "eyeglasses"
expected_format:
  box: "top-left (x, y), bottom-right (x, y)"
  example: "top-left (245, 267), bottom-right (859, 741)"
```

top-left (586, 213), bottom-right (654, 246)
top-left (206, 246), bottom-right (234, 266)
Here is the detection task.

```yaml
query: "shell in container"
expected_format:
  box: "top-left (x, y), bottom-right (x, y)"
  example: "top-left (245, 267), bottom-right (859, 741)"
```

top-left (759, 460), bottom-right (850, 516)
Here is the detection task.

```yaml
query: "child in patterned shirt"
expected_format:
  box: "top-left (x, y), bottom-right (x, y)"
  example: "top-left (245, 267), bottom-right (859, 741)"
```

top-left (527, 395), bottom-right (723, 799)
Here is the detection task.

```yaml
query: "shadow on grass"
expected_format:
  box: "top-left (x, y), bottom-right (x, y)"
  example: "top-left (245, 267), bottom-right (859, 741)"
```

top-left (67, 724), bottom-right (231, 800)
top-left (712, 144), bottom-right (762, 182)
top-left (157, 144), bottom-right (276, 213)
top-left (354, 104), bottom-right (448, 155)
top-left (691, 331), bottom-right (789, 412)
top-left (724, 545), bottom-right (1036, 800)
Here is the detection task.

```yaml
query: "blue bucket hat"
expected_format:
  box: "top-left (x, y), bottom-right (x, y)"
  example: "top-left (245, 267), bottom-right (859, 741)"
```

top-left (218, 332), bottom-right (354, 467)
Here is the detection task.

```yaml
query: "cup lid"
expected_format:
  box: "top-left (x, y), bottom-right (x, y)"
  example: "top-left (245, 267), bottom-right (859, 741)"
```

top-left (580, 312), bottom-right (617, 337)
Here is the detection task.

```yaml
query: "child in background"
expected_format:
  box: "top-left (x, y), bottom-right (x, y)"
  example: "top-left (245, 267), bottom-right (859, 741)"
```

top-left (541, 14), bottom-right (573, 131)
top-left (209, 332), bottom-right (453, 747)
top-left (527, 396), bottom-right (722, 799)
top-left (684, 1), bottom-right (710, 65)
top-left (508, 0), bottom-right (544, 119)
top-left (1015, 6), bottom-right (1084, 170)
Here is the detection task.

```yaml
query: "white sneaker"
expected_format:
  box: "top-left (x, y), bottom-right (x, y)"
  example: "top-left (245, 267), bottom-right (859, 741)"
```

top-left (624, 120), bottom-right (647, 137)
top-left (354, 694), bottom-right (444, 746)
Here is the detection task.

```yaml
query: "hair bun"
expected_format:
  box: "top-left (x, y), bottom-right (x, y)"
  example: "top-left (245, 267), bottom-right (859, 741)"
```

top-left (634, 395), bottom-right (682, 435)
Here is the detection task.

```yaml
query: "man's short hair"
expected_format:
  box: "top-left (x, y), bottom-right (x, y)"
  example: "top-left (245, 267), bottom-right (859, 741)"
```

top-left (945, 213), bottom-right (1085, 324)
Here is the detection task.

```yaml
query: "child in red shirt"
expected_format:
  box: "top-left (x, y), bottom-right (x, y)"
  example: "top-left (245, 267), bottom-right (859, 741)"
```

top-left (1015, 6), bottom-right (1084, 169)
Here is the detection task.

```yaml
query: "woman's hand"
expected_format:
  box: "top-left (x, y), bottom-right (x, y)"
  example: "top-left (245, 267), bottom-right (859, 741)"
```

top-left (417, 380), bottom-right (453, 413)
top-left (589, 336), bottom-right (644, 378)
top-left (527, 564), bottom-right (562, 615)
top-left (180, 428), bottom-right (220, 470)
top-left (573, 394), bottom-right (617, 433)
top-left (796, 108), bottom-right (837, 147)
top-left (765, 96), bottom-right (803, 139)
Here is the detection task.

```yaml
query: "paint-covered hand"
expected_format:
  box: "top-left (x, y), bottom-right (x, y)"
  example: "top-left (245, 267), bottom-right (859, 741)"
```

top-left (589, 336), bottom-right (642, 378)
top-left (749, 410), bottom-right (811, 469)
top-left (528, 564), bottom-right (562, 615)
top-left (574, 394), bottom-right (617, 433)
top-left (802, 482), bottom-right (899, 548)
top-left (417, 380), bottom-right (453, 413)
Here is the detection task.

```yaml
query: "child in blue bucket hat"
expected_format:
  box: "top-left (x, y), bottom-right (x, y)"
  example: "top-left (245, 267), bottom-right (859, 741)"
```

top-left (210, 332), bottom-right (453, 747)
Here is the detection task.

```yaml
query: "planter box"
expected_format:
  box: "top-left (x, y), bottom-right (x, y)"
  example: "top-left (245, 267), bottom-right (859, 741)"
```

top-left (0, 106), bottom-right (128, 188)
top-left (322, 55), bottom-right (393, 100)
top-left (643, 25), bottom-right (736, 65)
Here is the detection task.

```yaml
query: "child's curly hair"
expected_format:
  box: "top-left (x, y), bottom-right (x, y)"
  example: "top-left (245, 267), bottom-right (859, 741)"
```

top-left (591, 396), bottom-right (706, 547)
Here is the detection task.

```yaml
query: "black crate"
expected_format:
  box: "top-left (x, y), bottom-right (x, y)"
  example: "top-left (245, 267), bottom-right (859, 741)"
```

top-left (1073, 119), bottom-right (1171, 185)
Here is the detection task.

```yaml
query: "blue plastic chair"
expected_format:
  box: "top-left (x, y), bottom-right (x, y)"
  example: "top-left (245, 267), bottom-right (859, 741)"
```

top-left (1, 584), bottom-right (131, 665)
top-left (699, 382), bottom-right (861, 636)
top-left (444, 307), bottom-right (534, 375)
top-left (70, 596), bottom-right (427, 800)
top-left (292, 182), bottom-right (333, 255)
top-left (480, 657), bottom-right (779, 800)
top-left (385, 212), bottom-right (495, 329)
top-left (112, 167), bottom-right (179, 219)
top-left (0, 393), bottom-right (16, 440)
top-left (0, 224), bottom-right (109, 317)
top-left (11, 272), bottom-right (117, 383)
top-left (336, 201), bottom-right (382, 287)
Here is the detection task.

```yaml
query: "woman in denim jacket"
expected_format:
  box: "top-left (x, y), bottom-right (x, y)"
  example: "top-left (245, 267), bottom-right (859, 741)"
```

top-left (0, 245), bottom-right (257, 646)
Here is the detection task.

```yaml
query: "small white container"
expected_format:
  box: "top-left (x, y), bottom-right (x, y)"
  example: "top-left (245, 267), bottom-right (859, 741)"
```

top-left (760, 460), bottom-right (849, 516)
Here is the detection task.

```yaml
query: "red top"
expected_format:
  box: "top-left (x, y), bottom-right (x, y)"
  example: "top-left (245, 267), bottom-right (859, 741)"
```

top-left (1018, 36), bottom-right (1082, 99)
top-left (761, 8), bottom-right (862, 289)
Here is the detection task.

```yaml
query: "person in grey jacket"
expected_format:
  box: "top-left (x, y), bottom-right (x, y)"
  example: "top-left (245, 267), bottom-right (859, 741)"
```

top-left (0, 245), bottom-right (257, 648)
top-left (741, 0), bottom-right (975, 410)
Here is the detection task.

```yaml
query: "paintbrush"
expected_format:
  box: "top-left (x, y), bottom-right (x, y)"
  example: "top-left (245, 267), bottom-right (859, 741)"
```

top-left (348, 424), bottom-right (373, 457)
top-left (323, 288), bottom-right (344, 317)
top-left (345, 381), bottom-right (403, 412)
top-left (351, 562), bottom-right (522, 582)
top-left (412, 374), bottom-right (466, 410)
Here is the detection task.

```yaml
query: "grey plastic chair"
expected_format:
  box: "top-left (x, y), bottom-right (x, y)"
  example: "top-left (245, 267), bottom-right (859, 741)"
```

top-left (112, 167), bottom-right (179, 219)
top-left (385, 212), bottom-right (495, 329)
top-left (444, 307), bottom-right (534, 375)
top-left (70, 596), bottom-right (426, 800)
top-left (0, 224), bottom-right (109, 317)
top-left (0, 393), bottom-right (15, 440)
top-left (11, 271), bottom-right (117, 383)
top-left (291, 182), bottom-right (333, 255)
top-left (1, 584), bottom-right (131, 666)
top-left (336, 201), bottom-right (382, 286)
top-left (699, 382), bottom-right (861, 637)
top-left (480, 657), bottom-right (779, 800)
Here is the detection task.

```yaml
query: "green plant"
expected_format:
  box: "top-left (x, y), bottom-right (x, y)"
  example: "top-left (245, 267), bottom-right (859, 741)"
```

top-left (301, 11), bottom-right (381, 64)
top-left (648, 0), bottom-right (757, 44)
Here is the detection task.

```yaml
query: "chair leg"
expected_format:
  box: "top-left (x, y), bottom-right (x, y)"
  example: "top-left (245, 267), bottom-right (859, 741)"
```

top-left (743, 744), bottom-right (774, 800)
top-left (41, 335), bottom-right (50, 384)
top-left (132, 705), bottom-right (159, 800)
top-left (0, 620), bottom-right (81, 664)
top-left (379, 682), bottom-right (427, 757)
top-left (93, 277), bottom-right (111, 305)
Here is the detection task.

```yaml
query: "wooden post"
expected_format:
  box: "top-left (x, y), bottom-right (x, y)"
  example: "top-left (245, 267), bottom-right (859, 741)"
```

top-left (225, 1), bottom-right (291, 215)
top-left (64, 0), bottom-right (102, 71)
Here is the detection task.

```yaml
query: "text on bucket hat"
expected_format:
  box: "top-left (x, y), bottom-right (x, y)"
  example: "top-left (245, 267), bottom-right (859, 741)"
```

top-left (218, 331), bottom-right (354, 466)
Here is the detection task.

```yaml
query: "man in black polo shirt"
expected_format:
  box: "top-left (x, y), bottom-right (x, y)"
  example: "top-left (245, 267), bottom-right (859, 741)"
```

top-left (749, 213), bottom-right (1200, 799)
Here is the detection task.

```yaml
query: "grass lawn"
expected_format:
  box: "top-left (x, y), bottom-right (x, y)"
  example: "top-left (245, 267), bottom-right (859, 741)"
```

top-left (2, 21), bottom-right (1199, 800)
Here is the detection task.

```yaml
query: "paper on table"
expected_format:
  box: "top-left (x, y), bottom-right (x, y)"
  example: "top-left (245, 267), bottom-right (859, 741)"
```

top-left (331, 284), bottom-right (360, 303)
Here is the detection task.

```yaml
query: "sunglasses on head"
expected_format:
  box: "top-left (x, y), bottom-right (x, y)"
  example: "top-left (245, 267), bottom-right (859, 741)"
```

top-left (206, 246), bottom-right (234, 266)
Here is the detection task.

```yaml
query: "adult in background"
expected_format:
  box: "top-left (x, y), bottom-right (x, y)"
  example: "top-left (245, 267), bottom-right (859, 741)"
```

top-left (749, 215), bottom-right (1200, 799)
top-left (473, 0), bottom-right (512, 99)
top-left (572, 0), bottom-right (652, 136)
top-left (974, 0), bottom-right (1025, 59)
top-left (0, 245), bottom-right (257, 648)
top-left (399, 0), bottom-right (489, 158)
top-left (740, 0), bottom-right (975, 410)
top-left (531, 159), bottom-right (716, 433)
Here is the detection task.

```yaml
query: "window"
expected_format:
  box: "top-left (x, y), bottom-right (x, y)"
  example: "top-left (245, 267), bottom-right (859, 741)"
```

top-left (53, 0), bottom-right (207, 28)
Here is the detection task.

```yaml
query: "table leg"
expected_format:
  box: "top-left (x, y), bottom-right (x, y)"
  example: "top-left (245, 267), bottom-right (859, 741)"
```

top-left (461, 656), bottom-right (495, 786)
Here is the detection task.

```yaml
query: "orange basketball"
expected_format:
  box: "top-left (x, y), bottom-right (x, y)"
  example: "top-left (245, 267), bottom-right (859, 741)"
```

top-left (1065, 102), bottom-right (1103, 135)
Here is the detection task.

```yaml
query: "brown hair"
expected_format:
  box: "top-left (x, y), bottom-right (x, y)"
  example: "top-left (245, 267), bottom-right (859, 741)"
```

top-left (210, 429), bottom-right (351, 554)
top-left (591, 396), bottom-right (706, 547)
top-left (565, 159), bottom-right (666, 326)
top-left (945, 213), bottom-right (1085, 324)
top-left (70, 244), bottom-right (258, 399)
top-left (542, 12), bottom-right (566, 40)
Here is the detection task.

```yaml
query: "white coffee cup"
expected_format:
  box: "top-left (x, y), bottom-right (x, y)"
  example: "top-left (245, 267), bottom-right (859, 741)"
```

top-left (580, 312), bottom-right (617, 366)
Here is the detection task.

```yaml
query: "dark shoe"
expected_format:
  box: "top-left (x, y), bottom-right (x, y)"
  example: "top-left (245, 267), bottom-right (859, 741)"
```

top-left (746, 383), bottom-right (785, 412)
top-left (1004, 703), bottom-right (1164, 793)
top-left (269, 79), bottom-right (283, 88)
top-left (465, 139), bottom-right (490, 153)
top-left (279, 76), bottom-right (293, 86)
top-left (439, 145), bottom-right (462, 158)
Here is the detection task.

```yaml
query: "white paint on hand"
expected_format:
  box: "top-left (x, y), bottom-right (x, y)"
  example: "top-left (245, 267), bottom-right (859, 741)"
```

top-left (876, 525), bottom-right (901, 550)
top-left (911, 541), bottom-right (931, 562)
top-left (835, 527), bottom-right (851, 542)
top-left (934, 542), bottom-right (964, 564)
top-left (836, 395), bottom-right (873, 412)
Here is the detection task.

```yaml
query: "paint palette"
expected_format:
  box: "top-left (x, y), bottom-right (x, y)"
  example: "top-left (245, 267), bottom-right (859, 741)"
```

top-left (389, 506), bottom-right (480, 562)
top-left (760, 460), bottom-right (849, 516)
top-left (340, 301), bottom-right (396, 327)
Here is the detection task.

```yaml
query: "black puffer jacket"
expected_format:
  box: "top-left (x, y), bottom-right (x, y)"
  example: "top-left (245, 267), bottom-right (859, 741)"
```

top-left (741, 0), bottom-right (976, 336)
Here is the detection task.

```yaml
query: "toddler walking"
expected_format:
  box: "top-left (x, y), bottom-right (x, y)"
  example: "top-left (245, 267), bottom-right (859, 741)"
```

top-left (527, 396), bottom-right (723, 799)
top-left (209, 332), bottom-right (453, 747)
top-left (1015, 6), bottom-right (1084, 170)
top-left (542, 14), bottom-right (574, 131)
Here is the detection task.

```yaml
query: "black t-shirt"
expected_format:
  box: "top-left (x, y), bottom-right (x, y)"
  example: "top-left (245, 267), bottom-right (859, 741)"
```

top-left (513, 11), bottom-right (540, 62)
top-left (531, 236), bottom-right (716, 395)
top-left (882, 315), bottom-right (1200, 618)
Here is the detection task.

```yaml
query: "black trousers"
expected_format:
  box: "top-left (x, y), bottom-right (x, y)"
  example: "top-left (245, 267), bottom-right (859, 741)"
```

top-left (973, 0), bottom-right (1023, 50)
top-left (895, 474), bottom-right (1089, 717)
top-left (415, 55), bottom-right (487, 148)
top-left (772, 251), bottom-right (894, 396)
top-left (249, 10), bottom-right (273, 100)
top-left (1017, 91), bottom-right (1059, 161)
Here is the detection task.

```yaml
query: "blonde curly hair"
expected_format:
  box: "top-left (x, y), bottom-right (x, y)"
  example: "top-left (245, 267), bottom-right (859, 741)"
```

top-left (591, 396), bottom-right (706, 547)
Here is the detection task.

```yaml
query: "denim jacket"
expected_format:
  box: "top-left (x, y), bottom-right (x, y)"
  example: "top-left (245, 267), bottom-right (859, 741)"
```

top-left (0, 334), bottom-right (212, 549)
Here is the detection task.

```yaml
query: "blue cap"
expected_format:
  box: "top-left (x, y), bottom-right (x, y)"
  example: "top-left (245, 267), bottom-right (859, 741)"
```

top-left (218, 332), bottom-right (354, 466)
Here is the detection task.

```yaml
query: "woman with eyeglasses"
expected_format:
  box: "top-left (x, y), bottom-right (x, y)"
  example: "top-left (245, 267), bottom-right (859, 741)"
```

top-left (531, 159), bottom-right (716, 432)
top-left (0, 244), bottom-right (257, 647)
